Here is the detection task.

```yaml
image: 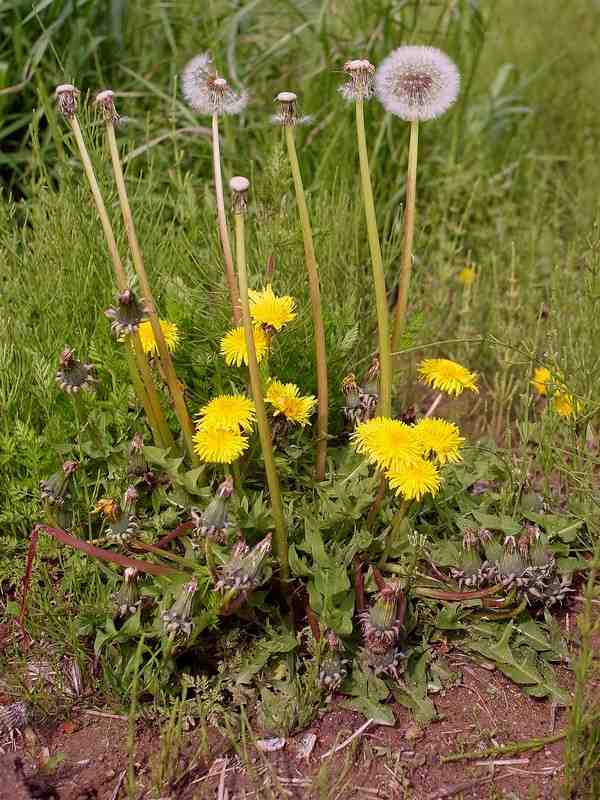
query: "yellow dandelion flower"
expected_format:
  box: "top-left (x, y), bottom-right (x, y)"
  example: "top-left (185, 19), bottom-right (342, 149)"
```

top-left (531, 366), bottom-right (552, 397)
top-left (551, 392), bottom-right (581, 419)
top-left (458, 267), bottom-right (476, 287)
top-left (93, 497), bottom-right (118, 519)
top-left (249, 284), bottom-right (297, 331)
top-left (418, 358), bottom-right (478, 396)
top-left (386, 458), bottom-right (442, 502)
top-left (193, 425), bottom-right (249, 463)
top-left (352, 416), bottom-right (421, 471)
top-left (413, 417), bottom-right (465, 464)
top-left (138, 319), bottom-right (180, 355)
top-left (220, 325), bottom-right (269, 367)
top-left (198, 394), bottom-right (256, 432)
top-left (265, 380), bottom-right (316, 426)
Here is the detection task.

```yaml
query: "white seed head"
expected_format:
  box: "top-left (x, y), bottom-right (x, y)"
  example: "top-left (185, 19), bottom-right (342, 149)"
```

top-left (55, 84), bottom-right (80, 117)
top-left (230, 176), bottom-right (250, 193)
top-left (375, 45), bottom-right (460, 121)
top-left (339, 58), bottom-right (375, 102)
top-left (181, 52), bottom-right (248, 116)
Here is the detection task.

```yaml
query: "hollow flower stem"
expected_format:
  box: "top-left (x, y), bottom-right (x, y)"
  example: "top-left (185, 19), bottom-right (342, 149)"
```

top-left (392, 119), bottom-right (419, 351)
top-left (212, 114), bottom-right (241, 324)
top-left (68, 115), bottom-right (172, 450)
top-left (379, 498), bottom-right (410, 567)
top-left (284, 126), bottom-right (329, 481)
top-left (234, 211), bottom-right (289, 582)
top-left (355, 98), bottom-right (392, 417)
top-left (105, 120), bottom-right (198, 465)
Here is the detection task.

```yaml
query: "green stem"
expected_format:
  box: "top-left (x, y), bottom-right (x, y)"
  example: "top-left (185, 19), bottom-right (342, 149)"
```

top-left (212, 113), bottom-right (241, 324)
top-left (68, 114), bottom-right (173, 450)
top-left (392, 119), bottom-right (419, 351)
top-left (442, 732), bottom-right (566, 764)
top-left (355, 98), bottom-right (392, 417)
top-left (105, 120), bottom-right (199, 466)
top-left (284, 125), bottom-right (329, 481)
top-left (378, 498), bottom-right (409, 567)
top-left (234, 210), bottom-right (289, 582)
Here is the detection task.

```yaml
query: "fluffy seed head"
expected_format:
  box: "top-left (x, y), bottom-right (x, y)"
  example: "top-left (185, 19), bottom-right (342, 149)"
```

top-left (55, 84), bottom-right (80, 117)
top-left (375, 45), bottom-right (460, 121)
top-left (340, 59), bottom-right (375, 102)
top-left (181, 52), bottom-right (248, 116)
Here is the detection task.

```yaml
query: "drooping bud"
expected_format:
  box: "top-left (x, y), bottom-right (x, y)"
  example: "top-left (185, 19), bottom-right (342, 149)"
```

top-left (216, 534), bottom-right (272, 592)
top-left (114, 567), bottom-right (141, 618)
top-left (55, 347), bottom-right (96, 394)
top-left (55, 84), bottom-right (80, 117)
top-left (359, 581), bottom-right (403, 654)
top-left (161, 577), bottom-right (198, 638)
top-left (318, 631), bottom-right (348, 694)
top-left (40, 460), bottom-right (78, 507)
top-left (105, 288), bottom-right (147, 338)
top-left (127, 433), bottom-right (148, 477)
top-left (191, 478), bottom-right (234, 545)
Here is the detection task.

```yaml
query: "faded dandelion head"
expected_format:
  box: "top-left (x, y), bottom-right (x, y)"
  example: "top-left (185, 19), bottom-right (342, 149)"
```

top-left (55, 347), bottom-right (96, 394)
top-left (105, 288), bottom-right (147, 338)
top-left (230, 175), bottom-right (250, 213)
top-left (181, 52), bottom-right (248, 116)
top-left (55, 84), bottom-right (80, 117)
top-left (339, 59), bottom-right (375, 102)
top-left (272, 91), bottom-right (311, 127)
top-left (375, 45), bottom-right (460, 122)
top-left (94, 89), bottom-right (119, 123)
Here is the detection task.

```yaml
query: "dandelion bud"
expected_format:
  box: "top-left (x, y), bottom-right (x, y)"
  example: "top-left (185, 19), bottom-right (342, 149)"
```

top-left (62, 460), bottom-right (79, 477)
top-left (181, 53), bottom-right (248, 116)
top-left (216, 534), bottom-right (272, 592)
top-left (124, 485), bottom-right (139, 508)
top-left (191, 477), bottom-right (234, 545)
top-left (105, 288), bottom-right (147, 337)
top-left (272, 91), bottom-right (311, 126)
top-left (0, 701), bottom-right (29, 734)
top-left (230, 175), bottom-right (250, 213)
top-left (106, 506), bottom-right (139, 545)
top-left (319, 631), bottom-right (348, 694)
top-left (128, 433), bottom-right (148, 477)
top-left (55, 84), bottom-right (80, 117)
top-left (55, 347), bottom-right (97, 394)
top-left (339, 59), bottom-right (375, 102)
top-left (360, 585), bottom-right (402, 655)
top-left (95, 89), bottom-right (119, 124)
top-left (114, 567), bottom-right (140, 618)
top-left (161, 577), bottom-right (198, 638)
top-left (375, 45), bottom-right (460, 122)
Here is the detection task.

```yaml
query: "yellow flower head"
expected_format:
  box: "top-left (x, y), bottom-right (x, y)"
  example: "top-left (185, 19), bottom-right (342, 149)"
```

top-left (94, 497), bottom-right (119, 519)
top-left (193, 425), bottom-right (249, 463)
top-left (413, 417), bottom-right (465, 464)
top-left (418, 358), bottom-right (478, 396)
top-left (551, 392), bottom-right (581, 419)
top-left (138, 319), bottom-right (180, 355)
top-left (265, 380), bottom-right (316, 426)
top-left (198, 394), bottom-right (256, 432)
top-left (249, 284), bottom-right (296, 331)
top-left (220, 325), bottom-right (268, 367)
top-left (531, 366), bottom-right (552, 397)
top-left (458, 267), bottom-right (476, 287)
top-left (352, 416), bottom-right (421, 471)
top-left (386, 458), bottom-right (442, 502)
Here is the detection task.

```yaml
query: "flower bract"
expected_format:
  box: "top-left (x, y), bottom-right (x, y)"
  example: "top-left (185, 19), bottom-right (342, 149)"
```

top-left (418, 358), bottom-right (478, 396)
top-left (413, 417), bottom-right (464, 464)
top-left (249, 284), bottom-right (296, 331)
top-left (220, 325), bottom-right (268, 367)
top-left (386, 458), bottom-right (442, 501)
top-left (265, 380), bottom-right (316, 426)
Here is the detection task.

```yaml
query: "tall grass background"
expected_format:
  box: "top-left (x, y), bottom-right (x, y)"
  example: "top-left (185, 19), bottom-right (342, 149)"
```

top-left (0, 1), bottom-right (599, 792)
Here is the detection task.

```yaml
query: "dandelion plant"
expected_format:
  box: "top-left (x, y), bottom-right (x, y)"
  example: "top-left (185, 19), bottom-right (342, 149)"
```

top-left (375, 47), bottom-right (460, 350)
top-left (340, 59), bottom-right (392, 417)
top-left (230, 175), bottom-right (289, 582)
top-left (54, 85), bottom-right (173, 451)
top-left (95, 89), bottom-right (198, 465)
top-left (274, 91), bottom-right (329, 480)
top-left (182, 53), bottom-right (248, 324)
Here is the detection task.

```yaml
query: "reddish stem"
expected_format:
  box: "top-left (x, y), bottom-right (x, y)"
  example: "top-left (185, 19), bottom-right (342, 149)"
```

top-left (155, 521), bottom-right (195, 549)
top-left (354, 557), bottom-right (366, 612)
top-left (306, 604), bottom-right (321, 642)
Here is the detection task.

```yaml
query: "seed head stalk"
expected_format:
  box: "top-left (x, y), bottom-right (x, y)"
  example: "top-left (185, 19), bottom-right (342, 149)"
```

top-left (283, 125), bottom-right (329, 480)
top-left (103, 115), bottom-right (199, 465)
top-left (355, 97), bottom-right (392, 416)
top-left (212, 113), bottom-right (241, 324)
top-left (65, 110), bottom-right (172, 450)
top-left (231, 178), bottom-right (289, 582)
top-left (392, 119), bottom-right (419, 351)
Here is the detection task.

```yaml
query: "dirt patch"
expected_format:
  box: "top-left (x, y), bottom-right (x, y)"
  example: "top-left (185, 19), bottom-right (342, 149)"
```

top-left (1, 662), bottom-right (569, 800)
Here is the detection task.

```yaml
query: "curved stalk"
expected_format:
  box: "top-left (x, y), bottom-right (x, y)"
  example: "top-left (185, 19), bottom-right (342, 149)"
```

top-left (284, 125), bottom-right (329, 480)
top-left (392, 119), bottom-right (419, 351)
top-left (104, 120), bottom-right (198, 465)
top-left (355, 98), bottom-right (392, 417)
top-left (212, 113), bottom-right (241, 324)
top-left (233, 210), bottom-right (289, 582)
top-left (68, 114), bottom-right (173, 450)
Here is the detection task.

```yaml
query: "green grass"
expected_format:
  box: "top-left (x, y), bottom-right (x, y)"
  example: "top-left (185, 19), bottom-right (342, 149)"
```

top-left (1, 0), bottom-right (599, 796)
